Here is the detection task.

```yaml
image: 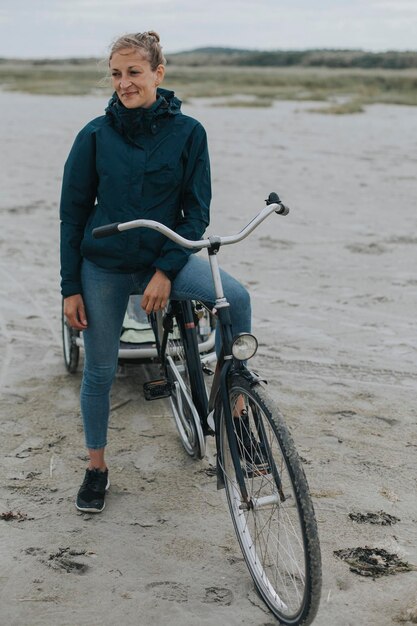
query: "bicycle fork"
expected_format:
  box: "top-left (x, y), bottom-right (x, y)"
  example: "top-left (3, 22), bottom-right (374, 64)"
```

top-left (214, 361), bottom-right (249, 507)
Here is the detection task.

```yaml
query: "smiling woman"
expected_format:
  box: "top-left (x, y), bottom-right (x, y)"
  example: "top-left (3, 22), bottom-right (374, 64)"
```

top-left (110, 49), bottom-right (165, 109)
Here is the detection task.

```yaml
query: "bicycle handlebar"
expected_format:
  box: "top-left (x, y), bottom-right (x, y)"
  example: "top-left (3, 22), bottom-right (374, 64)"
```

top-left (93, 192), bottom-right (289, 250)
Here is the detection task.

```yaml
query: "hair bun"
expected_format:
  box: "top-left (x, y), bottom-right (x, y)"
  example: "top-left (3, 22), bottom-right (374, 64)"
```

top-left (146, 31), bottom-right (160, 42)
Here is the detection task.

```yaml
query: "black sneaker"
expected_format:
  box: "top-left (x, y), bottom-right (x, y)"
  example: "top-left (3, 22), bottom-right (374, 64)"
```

top-left (234, 410), bottom-right (270, 476)
top-left (76, 468), bottom-right (110, 513)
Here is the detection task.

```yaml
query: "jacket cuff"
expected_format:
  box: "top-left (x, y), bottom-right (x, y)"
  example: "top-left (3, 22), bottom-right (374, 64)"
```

top-left (153, 266), bottom-right (176, 281)
top-left (61, 282), bottom-right (83, 298)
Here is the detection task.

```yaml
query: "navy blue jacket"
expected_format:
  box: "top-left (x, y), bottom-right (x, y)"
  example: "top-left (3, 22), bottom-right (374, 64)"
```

top-left (60, 89), bottom-right (211, 297)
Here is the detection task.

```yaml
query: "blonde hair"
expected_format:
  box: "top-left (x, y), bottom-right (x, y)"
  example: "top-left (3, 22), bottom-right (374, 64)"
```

top-left (109, 31), bottom-right (166, 70)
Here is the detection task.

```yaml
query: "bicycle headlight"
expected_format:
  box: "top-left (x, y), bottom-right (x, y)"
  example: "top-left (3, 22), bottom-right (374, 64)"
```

top-left (231, 333), bottom-right (258, 361)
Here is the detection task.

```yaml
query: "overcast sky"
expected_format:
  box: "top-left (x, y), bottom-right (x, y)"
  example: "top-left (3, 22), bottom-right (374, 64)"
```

top-left (1, 0), bottom-right (416, 58)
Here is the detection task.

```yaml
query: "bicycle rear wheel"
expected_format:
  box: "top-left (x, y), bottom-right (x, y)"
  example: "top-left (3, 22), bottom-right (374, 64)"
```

top-left (219, 375), bottom-right (321, 625)
top-left (165, 301), bottom-right (208, 459)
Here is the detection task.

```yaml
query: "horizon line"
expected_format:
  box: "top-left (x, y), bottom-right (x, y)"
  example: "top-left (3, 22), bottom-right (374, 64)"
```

top-left (2, 45), bottom-right (417, 61)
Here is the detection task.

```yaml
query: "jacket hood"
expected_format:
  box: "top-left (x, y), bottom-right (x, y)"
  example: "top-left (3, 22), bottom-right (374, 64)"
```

top-left (105, 88), bottom-right (182, 141)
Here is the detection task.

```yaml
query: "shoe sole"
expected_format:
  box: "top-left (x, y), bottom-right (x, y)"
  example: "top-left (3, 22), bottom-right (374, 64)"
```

top-left (75, 502), bottom-right (106, 513)
top-left (75, 478), bottom-right (110, 514)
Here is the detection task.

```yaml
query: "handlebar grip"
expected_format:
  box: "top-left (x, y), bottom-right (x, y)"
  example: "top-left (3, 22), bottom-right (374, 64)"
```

top-left (92, 223), bottom-right (121, 238)
top-left (275, 204), bottom-right (289, 216)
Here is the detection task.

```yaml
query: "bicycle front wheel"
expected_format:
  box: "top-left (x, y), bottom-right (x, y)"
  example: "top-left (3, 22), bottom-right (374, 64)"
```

top-left (219, 375), bottom-right (321, 625)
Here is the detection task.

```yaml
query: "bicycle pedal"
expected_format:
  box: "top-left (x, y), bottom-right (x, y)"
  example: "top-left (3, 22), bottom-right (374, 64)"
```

top-left (143, 379), bottom-right (173, 400)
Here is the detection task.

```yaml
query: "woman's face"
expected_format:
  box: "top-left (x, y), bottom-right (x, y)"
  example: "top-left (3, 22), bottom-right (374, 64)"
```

top-left (110, 48), bottom-right (165, 109)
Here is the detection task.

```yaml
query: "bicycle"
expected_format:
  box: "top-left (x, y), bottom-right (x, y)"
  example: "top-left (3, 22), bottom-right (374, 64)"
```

top-left (92, 192), bottom-right (322, 626)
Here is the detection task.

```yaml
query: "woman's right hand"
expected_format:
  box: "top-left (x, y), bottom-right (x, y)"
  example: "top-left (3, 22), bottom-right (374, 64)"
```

top-left (64, 294), bottom-right (88, 330)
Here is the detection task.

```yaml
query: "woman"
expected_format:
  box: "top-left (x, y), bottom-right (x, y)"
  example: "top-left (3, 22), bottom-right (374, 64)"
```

top-left (60, 31), bottom-right (251, 513)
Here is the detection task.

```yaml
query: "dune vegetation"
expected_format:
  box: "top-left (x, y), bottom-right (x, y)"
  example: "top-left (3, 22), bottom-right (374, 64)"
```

top-left (1, 48), bottom-right (416, 112)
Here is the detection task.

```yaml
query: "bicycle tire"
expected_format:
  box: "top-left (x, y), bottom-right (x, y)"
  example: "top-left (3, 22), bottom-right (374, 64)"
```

top-left (165, 301), bottom-right (207, 459)
top-left (219, 374), bottom-right (321, 625)
top-left (61, 299), bottom-right (80, 374)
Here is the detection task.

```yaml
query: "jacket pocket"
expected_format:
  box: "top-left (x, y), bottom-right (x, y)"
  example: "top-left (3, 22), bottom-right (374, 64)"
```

top-left (143, 160), bottom-right (182, 200)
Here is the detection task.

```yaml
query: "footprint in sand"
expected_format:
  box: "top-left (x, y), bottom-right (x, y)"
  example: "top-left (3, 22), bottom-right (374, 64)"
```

top-left (24, 546), bottom-right (89, 575)
top-left (348, 511), bottom-right (400, 526)
top-left (146, 581), bottom-right (189, 603)
top-left (48, 548), bottom-right (89, 574)
top-left (202, 586), bottom-right (234, 606)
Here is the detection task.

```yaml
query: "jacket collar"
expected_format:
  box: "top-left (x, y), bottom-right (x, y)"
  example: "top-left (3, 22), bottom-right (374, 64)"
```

top-left (105, 88), bottom-right (181, 141)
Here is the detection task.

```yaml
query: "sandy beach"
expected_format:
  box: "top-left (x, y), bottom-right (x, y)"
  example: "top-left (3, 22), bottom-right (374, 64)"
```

top-left (1, 90), bottom-right (417, 625)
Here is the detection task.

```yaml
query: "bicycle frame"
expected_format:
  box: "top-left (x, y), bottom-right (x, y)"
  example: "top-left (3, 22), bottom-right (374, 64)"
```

top-left (93, 195), bottom-right (289, 501)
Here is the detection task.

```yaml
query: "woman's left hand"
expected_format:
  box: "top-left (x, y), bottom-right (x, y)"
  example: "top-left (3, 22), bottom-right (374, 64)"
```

top-left (142, 269), bottom-right (172, 315)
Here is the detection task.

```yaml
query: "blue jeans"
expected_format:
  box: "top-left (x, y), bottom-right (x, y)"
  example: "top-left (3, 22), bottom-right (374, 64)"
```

top-left (80, 255), bottom-right (251, 449)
